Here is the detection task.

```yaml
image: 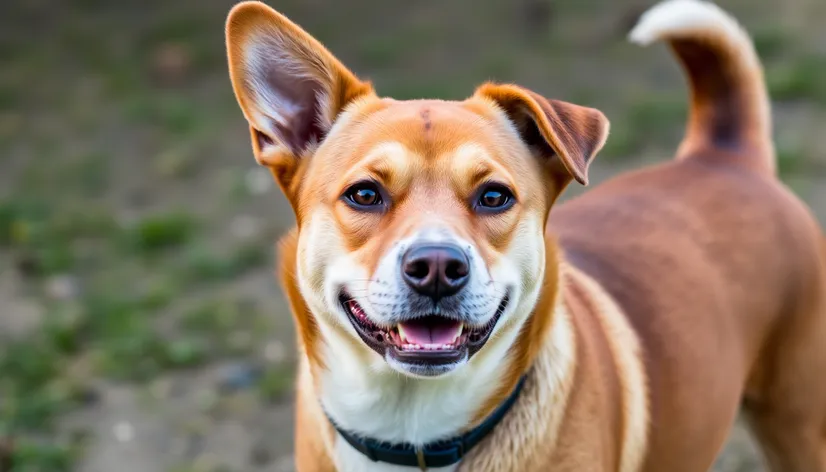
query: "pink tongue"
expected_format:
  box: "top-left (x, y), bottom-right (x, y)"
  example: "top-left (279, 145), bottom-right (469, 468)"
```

top-left (399, 318), bottom-right (461, 345)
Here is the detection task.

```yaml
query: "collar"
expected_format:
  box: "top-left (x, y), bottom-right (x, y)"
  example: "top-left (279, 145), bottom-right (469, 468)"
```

top-left (325, 375), bottom-right (527, 471)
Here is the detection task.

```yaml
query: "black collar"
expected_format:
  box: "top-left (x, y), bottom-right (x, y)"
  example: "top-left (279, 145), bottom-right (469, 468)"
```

top-left (325, 375), bottom-right (527, 470)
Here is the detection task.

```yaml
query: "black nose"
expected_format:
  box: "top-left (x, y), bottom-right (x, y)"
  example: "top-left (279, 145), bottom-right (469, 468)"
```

top-left (401, 243), bottom-right (470, 300)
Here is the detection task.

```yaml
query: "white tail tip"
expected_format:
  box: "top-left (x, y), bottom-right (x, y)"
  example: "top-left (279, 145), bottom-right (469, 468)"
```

top-left (629, 0), bottom-right (748, 47)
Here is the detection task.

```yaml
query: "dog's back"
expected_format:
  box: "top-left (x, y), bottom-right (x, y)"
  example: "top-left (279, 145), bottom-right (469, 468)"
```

top-left (549, 1), bottom-right (826, 470)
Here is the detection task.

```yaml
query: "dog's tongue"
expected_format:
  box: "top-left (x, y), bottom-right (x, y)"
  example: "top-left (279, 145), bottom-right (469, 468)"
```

top-left (398, 317), bottom-right (463, 345)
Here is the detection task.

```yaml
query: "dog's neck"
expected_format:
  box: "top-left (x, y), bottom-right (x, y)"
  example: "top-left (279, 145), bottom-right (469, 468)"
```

top-left (457, 300), bottom-right (577, 471)
top-left (300, 278), bottom-right (575, 471)
top-left (313, 312), bottom-right (529, 446)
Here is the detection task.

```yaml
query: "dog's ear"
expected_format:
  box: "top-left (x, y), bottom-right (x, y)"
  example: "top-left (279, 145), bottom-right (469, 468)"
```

top-left (225, 1), bottom-right (374, 195)
top-left (474, 83), bottom-right (609, 185)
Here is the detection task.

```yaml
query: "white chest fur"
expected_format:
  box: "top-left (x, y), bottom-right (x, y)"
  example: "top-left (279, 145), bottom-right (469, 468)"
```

top-left (321, 302), bottom-right (577, 472)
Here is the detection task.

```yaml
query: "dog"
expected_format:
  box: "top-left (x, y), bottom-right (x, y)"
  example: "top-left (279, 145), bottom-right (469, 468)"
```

top-left (224, 0), bottom-right (826, 470)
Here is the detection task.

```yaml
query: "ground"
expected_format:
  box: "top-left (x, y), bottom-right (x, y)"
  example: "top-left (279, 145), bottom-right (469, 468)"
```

top-left (2, 0), bottom-right (826, 470)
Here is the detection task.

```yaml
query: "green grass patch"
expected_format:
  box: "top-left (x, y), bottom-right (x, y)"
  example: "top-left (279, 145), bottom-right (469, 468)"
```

top-left (138, 14), bottom-right (214, 49)
top-left (78, 292), bottom-right (166, 380)
top-left (626, 94), bottom-right (686, 132)
top-left (0, 199), bottom-right (117, 243)
top-left (0, 200), bottom-right (79, 276)
top-left (179, 297), bottom-right (267, 357)
top-left (358, 37), bottom-right (402, 69)
top-left (600, 125), bottom-right (641, 160)
top-left (776, 141), bottom-right (809, 179)
top-left (0, 201), bottom-right (18, 246)
top-left (180, 302), bottom-right (236, 336)
top-left (152, 143), bottom-right (199, 179)
top-left (5, 439), bottom-right (79, 472)
top-left (124, 94), bottom-right (204, 135)
top-left (601, 95), bottom-right (687, 159)
top-left (0, 198), bottom-right (120, 276)
top-left (176, 243), bottom-right (268, 285)
top-left (767, 54), bottom-right (826, 103)
top-left (138, 276), bottom-right (180, 311)
top-left (68, 153), bottom-right (109, 197)
top-left (0, 85), bottom-right (18, 111)
top-left (0, 338), bottom-right (75, 433)
top-left (356, 24), bottom-right (445, 69)
top-left (752, 27), bottom-right (791, 60)
top-left (121, 212), bottom-right (196, 254)
top-left (257, 364), bottom-right (295, 403)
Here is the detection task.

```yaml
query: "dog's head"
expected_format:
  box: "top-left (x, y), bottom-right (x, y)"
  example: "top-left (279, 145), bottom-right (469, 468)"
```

top-left (226, 2), bottom-right (608, 379)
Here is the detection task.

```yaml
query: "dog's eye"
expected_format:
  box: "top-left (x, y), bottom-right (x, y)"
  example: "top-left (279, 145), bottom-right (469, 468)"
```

top-left (477, 185), bottom-right (514, 211)
top-left (480, 190), bottom-right (507, 207)
top-left (344, 182), bottom-right (383, 208)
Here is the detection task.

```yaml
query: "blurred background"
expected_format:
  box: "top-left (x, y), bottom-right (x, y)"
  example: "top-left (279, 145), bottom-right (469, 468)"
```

top-left (2, 0), bottom-right (825, 470)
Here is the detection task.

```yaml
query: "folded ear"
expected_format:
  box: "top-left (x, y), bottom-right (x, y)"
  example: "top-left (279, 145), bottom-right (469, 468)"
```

top-left (225, 1), bottom-right (374, 193)
top-left (474, 83), bottom-right (609, 185)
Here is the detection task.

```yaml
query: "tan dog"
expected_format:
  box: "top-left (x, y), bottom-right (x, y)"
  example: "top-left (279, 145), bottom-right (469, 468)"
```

top-left (224, 0), bottom-right (826, 470)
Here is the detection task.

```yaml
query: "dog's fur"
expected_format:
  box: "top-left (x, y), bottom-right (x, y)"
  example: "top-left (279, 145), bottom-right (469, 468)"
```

top-left (225, 0), bottom-right (826, 470)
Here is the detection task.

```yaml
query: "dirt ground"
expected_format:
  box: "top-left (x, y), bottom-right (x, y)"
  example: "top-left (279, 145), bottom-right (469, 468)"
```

top-left (2, 0), bottom-right (826, 470)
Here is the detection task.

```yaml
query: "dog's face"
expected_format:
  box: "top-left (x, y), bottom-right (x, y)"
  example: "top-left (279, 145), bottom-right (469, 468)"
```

top-left (226, 2), bottom-right (608, 379)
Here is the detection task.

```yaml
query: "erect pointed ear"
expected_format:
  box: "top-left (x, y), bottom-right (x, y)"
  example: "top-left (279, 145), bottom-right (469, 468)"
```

top-left (225, 1), bottom-right (374, 194)
top-left (474, 83), bottom-right (609, 186)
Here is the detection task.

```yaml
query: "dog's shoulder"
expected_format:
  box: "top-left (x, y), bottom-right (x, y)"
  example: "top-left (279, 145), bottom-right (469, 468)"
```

top-left (560, 265), bottom-right (650, 472)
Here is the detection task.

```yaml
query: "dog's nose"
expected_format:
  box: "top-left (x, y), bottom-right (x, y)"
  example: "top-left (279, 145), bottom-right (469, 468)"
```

top-left (401, 243), bottom-right (470, 300)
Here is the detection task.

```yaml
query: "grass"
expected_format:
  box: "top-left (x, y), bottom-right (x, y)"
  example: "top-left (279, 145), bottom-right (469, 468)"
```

top-left (122, 212), bottom-right (196, 254)
top-left (175, 243), bottom-right (268, 286)
top-left (776, 142), bottom-right (807, 178)
top-left (0, 188), bottom-right (274, 469)
top-left (5, 440), bottom-right (80, 472)
top-left (752, 27), bottom-right (791, 60)
top-left (767, 54), bottom-right (826, 104)
top-left (600, 93), bottom-right (688, 160)
top-left (257, 364), bottom-right (296, 403)
top-left (124, 94), bottom-right (205, 136)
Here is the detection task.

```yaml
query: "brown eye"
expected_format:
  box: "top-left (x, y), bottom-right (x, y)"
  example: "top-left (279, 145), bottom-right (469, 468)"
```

top-left (476, 184), bottom-right (515, 212)
top-left (352, 188), bottom-right (378, 205)
top-left (344, 182), bottom-right (384, 209)
top-left (481, 190), bottom-right (505, 207)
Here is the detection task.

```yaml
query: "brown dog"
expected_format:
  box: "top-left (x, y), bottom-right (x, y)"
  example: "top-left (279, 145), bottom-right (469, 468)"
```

top-left (224, 0), bottom-right (826, 470)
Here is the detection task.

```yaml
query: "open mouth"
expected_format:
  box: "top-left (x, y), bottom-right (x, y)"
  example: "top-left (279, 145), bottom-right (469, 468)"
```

top-left (339, 291), bottom-right (508, 369)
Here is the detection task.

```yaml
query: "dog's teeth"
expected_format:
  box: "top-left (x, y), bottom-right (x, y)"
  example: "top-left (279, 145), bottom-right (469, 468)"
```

top-left (421, 343), bottom-right (456, 350)
top-left (400, 341), bottom-right (457, 351)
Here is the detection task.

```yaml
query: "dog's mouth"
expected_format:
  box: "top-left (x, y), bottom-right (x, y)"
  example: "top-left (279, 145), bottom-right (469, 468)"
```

top-left (339, 291), bottom-right (507, 371)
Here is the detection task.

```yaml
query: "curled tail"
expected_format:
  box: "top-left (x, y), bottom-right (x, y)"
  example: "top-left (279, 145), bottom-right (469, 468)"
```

top-left (629, 0), bottom-right (775, 174)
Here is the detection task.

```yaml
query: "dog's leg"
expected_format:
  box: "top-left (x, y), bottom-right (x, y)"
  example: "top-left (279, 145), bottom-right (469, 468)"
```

top-left (745, 335), bottom-right (826, 471)
top-left (746, 405), bottom-right (825, 471)
top-left (744, 242), bottom-right (826, 472)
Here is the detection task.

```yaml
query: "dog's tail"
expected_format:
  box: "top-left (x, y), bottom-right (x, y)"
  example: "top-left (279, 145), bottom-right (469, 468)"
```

top-left (629, 0), bottom-right (775, 174)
